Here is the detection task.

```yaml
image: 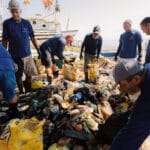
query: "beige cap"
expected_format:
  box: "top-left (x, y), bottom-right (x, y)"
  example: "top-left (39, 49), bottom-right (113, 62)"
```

top-left (8, 0), bottom-right (20, 10)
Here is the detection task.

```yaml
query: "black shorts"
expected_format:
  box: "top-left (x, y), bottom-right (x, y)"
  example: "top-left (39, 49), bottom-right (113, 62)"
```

top-left (40, 46), bottom-right (55, 68)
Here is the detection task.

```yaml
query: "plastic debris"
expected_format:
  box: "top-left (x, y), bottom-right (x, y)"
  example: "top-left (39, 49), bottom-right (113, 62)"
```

top-left (0, 56), bottom-right (136, 149)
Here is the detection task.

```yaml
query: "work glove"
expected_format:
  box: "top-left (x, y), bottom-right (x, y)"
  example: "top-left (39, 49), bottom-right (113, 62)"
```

top-left (80, 53), bottom-right (83, 60)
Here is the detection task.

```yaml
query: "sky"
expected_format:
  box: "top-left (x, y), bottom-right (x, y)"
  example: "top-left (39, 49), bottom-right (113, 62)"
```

top-left (1, 0), bottom-right (150, 50)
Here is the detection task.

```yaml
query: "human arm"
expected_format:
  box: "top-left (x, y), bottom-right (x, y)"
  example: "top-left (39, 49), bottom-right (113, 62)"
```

top-left (97, 37), bottom-right (103, 59)
top-left (28, 21), bottom-right (40, 56)
top-left (136, 32), bottom-right (142, 62)
top-left (2, 21), bottom-right (9, 49)
top-left (115, 35), bottom-right (122, 61)
top-left (30, 37), bottom-right (41, 57)
top-left (80, 36), bottom-right (87, 59)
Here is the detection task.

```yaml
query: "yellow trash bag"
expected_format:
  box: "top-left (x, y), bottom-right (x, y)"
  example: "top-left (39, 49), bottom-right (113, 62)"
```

top-left (62, 64), bottom-right (77, 81)
top-left (34, 57), bottom-right (46, 74)
top-left (0, 140), bottom-right (9, 150)
top-left (0, 118), bottom-right (45, 150)
top-left (48, 143), bottom-right (70, 150)
top-left (87, 60), bottom-right (99, 83)
top-left (31, 80), bottom-right (43, 90)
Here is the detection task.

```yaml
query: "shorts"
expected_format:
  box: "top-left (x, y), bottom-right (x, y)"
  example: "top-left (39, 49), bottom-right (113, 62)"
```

top-left (13, 55), bottom-right (38, 79)
top-left (0, 70), bottom-right (16, 101)
top-left (40, 46), bottom-right (55, 68)
top-left (84, 53), bottom-right (97, 72)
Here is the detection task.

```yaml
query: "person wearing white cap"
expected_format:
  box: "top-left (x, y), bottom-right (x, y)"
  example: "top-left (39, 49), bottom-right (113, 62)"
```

top-left (115, 19), bottom-right (142, 62)
top-left (2, 0), bottom-right (40, 94)
top-left (110, 59), bottom-right (150, 150)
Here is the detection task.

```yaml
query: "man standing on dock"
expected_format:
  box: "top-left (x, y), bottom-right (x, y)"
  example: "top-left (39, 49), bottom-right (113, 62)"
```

top-left (80, 26), bottom-right (103, 83)
top-left (2, 0), bottom-right (39, 94)
top-left (115, 19), bottom-right (142, 62)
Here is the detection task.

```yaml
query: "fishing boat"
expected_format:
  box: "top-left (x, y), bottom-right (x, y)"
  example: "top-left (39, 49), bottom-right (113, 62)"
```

top-left (0, 0), bottom-right (78, 42)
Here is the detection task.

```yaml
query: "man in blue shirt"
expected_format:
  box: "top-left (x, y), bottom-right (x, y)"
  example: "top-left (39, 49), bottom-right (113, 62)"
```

top-left (2, 0), bottom-right (39, 93)
top-left (115, 20), bottom-right (142, 62)
top-left (111, 59), bottom-right (150, 150)
top-left (39, 35), bottom-right (73, 83)
top-left (0, 44), bottom-right (18, 104)
top-left (140, 17), bottom-right (150, 64)
top-left (80, 26), bottom-right (103, 82)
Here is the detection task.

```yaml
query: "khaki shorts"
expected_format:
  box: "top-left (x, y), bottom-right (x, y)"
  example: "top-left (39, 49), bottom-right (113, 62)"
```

top-left (13, 55), bottom-right (38, 79)
top-left (22, 55), bottom-right (38, 76)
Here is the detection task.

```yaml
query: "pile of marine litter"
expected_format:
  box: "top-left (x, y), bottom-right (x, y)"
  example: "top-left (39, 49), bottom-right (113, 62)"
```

top-left (0, 57), bottom-right (134, 150)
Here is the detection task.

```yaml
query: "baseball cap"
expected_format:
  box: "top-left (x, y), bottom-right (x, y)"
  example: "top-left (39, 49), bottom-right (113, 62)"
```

top-left (112, 60), bottom-right (144, 89)
top-left (93, 25), bottom-right (100, 34)
top-left (8, 0), bottom-right (20, 10)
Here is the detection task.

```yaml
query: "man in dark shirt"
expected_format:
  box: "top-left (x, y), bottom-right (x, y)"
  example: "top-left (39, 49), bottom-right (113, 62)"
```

top-left (80, 26), bottom-right (103, 82)
top-left (140, 17), bottom-right (150, 64)
top-left (111, 59), bottom-right (150, 150)
top-left (115, 19), bottom-right (142, 62)
top-left (2, 0), bottom-right (39, 93)
top-left (39, 35), bottom-right (73, 83)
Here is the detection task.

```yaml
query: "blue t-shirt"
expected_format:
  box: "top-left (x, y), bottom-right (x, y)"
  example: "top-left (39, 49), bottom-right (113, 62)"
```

top-left (0, 44), bottom-right (14, 70)
top-left (118, 30), bottom-right (142, 58)
top-left (40, 36), bottom-right (66, 60)
top-left (145, 40), bottom-right (150, 64)
top-left (2, 18), bottom-right (34, 58)
top-left (110, 63), bottom-right (150, 150)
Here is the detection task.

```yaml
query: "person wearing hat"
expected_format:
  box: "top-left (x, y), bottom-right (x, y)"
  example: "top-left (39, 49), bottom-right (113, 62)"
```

top-left (2, 0), bottom-right (39, 94)
top-left (115, 19), bottom-right (142, 62)
top-left (80, 26), bottom-right (103, 82)
top-left (39, 35), bottom-right (74, 83)
top-left (140, 17), bottom-right (150, 64)
top-left (110, 59), bottom-right (150, 150)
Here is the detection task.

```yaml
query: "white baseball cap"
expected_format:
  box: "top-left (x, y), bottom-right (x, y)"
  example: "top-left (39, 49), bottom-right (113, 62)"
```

top-left (8, 0), bottom-right (20, 10)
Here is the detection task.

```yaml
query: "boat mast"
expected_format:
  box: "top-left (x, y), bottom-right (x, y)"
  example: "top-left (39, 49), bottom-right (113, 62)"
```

top-left (0, 0), bottom-right (2, 26)
top-left (54, 0), bottom-right (60, 31)
top-left (66, 18), bottom-right (70, 31)
top-left (54, 0), bottom-right (60, 21)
